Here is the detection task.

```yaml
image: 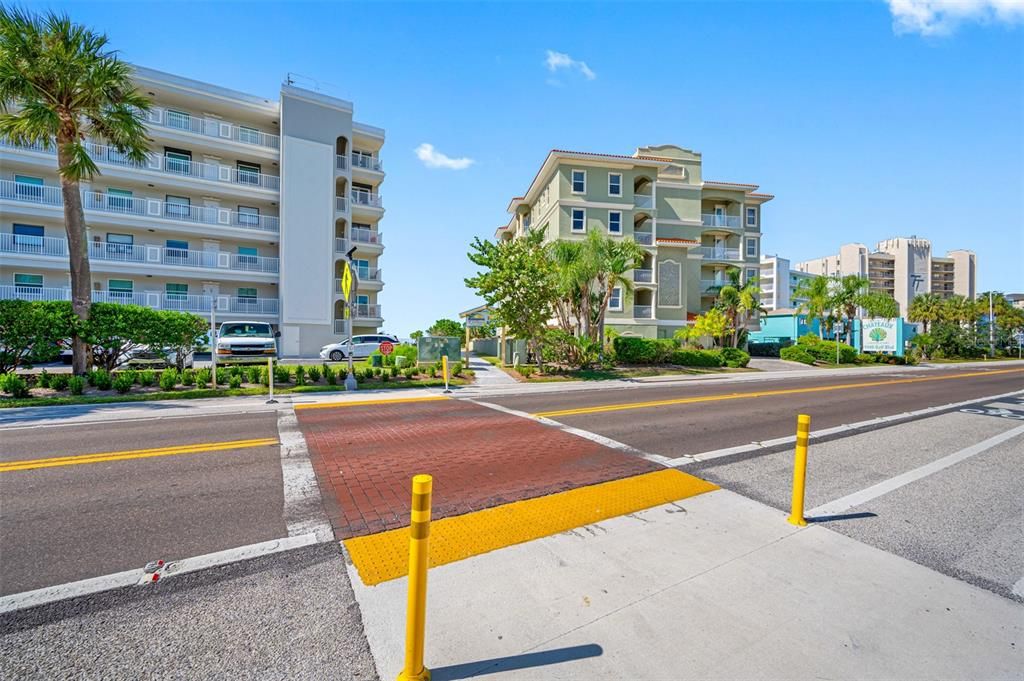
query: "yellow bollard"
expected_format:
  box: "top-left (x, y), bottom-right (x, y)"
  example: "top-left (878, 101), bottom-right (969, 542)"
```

top-left (397, 474), bottom-right (433, 681)
top-left (787, 414), bottom-right (811, 526)
top-left (441, 355), bottom-right (450, 393)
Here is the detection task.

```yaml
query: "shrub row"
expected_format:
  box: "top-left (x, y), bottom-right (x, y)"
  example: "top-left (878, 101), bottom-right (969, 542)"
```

top-left (612, 336), bottom-right (750, 369)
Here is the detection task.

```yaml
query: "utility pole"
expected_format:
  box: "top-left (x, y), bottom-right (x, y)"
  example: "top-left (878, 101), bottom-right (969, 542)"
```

top-left (344, 246), bottom-right (360, 391)
top-left (989, 291), bottom-right (995, 358)
top-left (210, 300), bottom-right (217, 386)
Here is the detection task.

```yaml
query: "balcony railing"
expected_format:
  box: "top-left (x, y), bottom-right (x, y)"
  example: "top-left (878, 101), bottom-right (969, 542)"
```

top-left (350, 227), bottom-right (383, 245)
top-left (2, 138), bottom-right (280, 191)
top-left (353, 303), bottom-right (382, 318)
top-left (146, 106), bottom-right (280, 150)
top-left (700, 279), bottom-right (725, 292)
top-left (351, 189), bottom-right (383, 209)
top-left (633, 305), bottom-right (654, 319)
top-left (334, 269), bottom-right (382, 293)
top-left (336, 154), bottom-right (348, 171)
top-left (633, 269), bottom-right (654, 283)
top-left (0, 285), bottom-right (278, 314)
top-left (696, 246), bottom-right (742, 260)
top-left (1, 181), bottom-right (280, 233)
top-left (634, 195), bottom-right (654, 210)
top-left (701, 214), bottom-right (742, 229)
top-left (351, 152), bottom-right (382, 172)
top-left (633, 231), bottom-right (653, 246)
top-left (336, 196), bottom-right (349, 213)
top-left (335, 238), bottom-right (348, 253)
top-left (0, 233), bottom-right (278, 273)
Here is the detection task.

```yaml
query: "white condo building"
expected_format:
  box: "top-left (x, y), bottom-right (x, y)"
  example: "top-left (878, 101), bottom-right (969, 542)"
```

top-left (759, 255), bottom-right (818, 311)
top-left (0, 66), bottom-right (386, 357)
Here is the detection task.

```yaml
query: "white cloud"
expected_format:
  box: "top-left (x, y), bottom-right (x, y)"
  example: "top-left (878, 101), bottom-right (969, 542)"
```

top-left (414, 143), bottom-right (474, 170)
top-left (544, 50), bottom-right (596, 81)
top-left (887, 0), bottom-right (1024, 35)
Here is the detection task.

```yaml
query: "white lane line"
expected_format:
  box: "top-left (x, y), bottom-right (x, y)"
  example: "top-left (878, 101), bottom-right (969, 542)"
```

top-left (277, 408), bottom-right (333, 541)
top-left (0, 533), bottom-right (319, 615)
top-left (673, 389), bottom-right (1024, 467)
top-left (467, 399), bottom-right (676, 467)
top-left (806, 424), bottom-right (1024, 518)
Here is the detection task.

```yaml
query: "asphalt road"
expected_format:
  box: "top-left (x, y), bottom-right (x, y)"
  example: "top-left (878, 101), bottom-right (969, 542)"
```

top-left (0, 411), bottom-right (287, 595)
top-left (484, 366), bottom-right (1024, 458)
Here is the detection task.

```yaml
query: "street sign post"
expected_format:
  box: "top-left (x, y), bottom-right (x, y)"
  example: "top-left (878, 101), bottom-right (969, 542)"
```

top-left (340, 260), bottom-right (360, 391)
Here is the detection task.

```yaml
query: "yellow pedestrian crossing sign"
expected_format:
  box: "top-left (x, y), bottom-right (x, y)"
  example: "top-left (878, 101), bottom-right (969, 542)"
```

top-left (341, 262), bottom-right (353, 302)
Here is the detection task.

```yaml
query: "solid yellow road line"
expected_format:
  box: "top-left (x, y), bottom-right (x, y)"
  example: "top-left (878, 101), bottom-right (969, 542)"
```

top-left (294, 395), bottom-right (449, 411)
top-left (0, 438), bottom-right (279, 473)
top-left (344, 469), bottom-right (718, 586)
top-left (533, 368), bottom-right (1024, 419)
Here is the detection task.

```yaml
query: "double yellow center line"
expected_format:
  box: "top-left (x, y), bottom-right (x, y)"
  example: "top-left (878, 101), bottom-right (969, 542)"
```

top-left (532, 368), bottom-right (1024, 419)
top-left (0, 438), bottom-right (278, 473)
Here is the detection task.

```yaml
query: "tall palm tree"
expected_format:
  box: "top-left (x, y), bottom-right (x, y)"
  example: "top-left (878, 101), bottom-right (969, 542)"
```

top-left (714, 267), bottom-right (762, 347)
top-left (907, 292), bottom-right (944, 333)
top-left (592, 234), bottom-right (645, 345)
top-left (547, 239), bottom-right (594, 338)
top-left (0, 8), bottom-right (150, 374)
top-left (831, 274), bottom-right (869, 344)
top-left (794, 275), bottom-right (832, 339)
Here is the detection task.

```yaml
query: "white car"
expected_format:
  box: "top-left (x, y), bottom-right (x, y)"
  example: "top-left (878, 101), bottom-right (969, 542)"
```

top-left (320, 334), bottom-right (399, 361)
top-left (215, 321), bottom-right (279, 364)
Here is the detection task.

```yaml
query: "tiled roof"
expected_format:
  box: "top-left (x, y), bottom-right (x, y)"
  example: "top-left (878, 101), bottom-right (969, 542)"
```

top-left (704, 180), bottom-right (759, 189)
top-left (655, 237), bottom-right (699, 245)
top-left (550, 149), bottom-right (675, 162)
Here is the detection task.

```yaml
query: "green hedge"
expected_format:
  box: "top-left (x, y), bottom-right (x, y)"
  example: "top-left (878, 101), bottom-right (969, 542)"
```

top-left (612, 337), bottom-right (678, 364)
top-left (668, 349), bottom-right (724, 367)
top-left (796, 335), bottom-right (857, 364)
top-left (720, 348), bottom-right (751, 368)
top-left (781, 346), bottom-right (816, 365)
top-left (748, 341), bottom-right (793, 358)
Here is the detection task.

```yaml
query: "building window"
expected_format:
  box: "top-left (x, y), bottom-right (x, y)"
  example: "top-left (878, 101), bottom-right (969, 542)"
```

top-left (164, 148), bottom-right (192, 175)
top-left (165, 239), bottom-right (189, 261)
top-left (238, 287), bottom-right (257, 299)
top-left (14, 175), bottom-right (44, 201)
top-left (108, 279), bottom-right (134, 301)
top-left (609, 287), bottom-right (622, 311)
top-left (608, 173), bottom-right (622, 197)
top-left (746, 207), bottom-right (757, 227)
top-left (165, 195), bottom-right (191, 219)
top-left (354, 258), bottom-right (370, 279)
top-left (237, 126), bottom-right (260, 145)
top-left (608, 211), bottom-right (622, 234)
top-left (14, 273), bottom-right (43, 291)
top-left (238, 246), bottom-right (258, 269)
top-left (13, 224), bottom-right (44, 251)
top-left (237, 287), bottom-right (257, 308)
top-left (746, 268), bottom-right (758, 282)
top-left (165, 283), bottom-right (188, 301)
top-left (106, 188), bottom-right (134, 212)
top-left (746, 238), bottom-right (757, 257)
top-left (571, 169), bottom-right (586, 194)
top-left (571, 208), bottom-right (585, 233)
top-left (237, 206), bottom-right (260, 227)
top-left (237, 161), bottom-right (261, 185)
top-left (166, 109), bottom-right (192, 131)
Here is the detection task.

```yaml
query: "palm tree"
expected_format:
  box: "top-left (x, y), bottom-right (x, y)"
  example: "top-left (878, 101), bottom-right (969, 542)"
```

top-left (714, 267), bottom-right (762, 347)
top-left (831, 274), bottom-right (869, 344)
top-left (547, 239), bottom-right (594, 338)
top-left (907, 293), bottom-right (944, 333)
top-left (592, 234), bottom-right (645, 345)
top-left (0, 8), bottom-right (150, 374)
top-left (794, 275), bottom-right (831, 339)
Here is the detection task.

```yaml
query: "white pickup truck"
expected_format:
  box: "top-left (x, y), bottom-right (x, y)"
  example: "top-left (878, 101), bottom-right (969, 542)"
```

top-left (214, 321), bottom-right (279, 363)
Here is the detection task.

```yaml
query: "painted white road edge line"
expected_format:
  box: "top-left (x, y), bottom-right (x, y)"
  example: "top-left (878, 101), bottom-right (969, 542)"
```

top-left (0, 533), bottom-right (319, 615)
top-left (277, 408), bottom-right (333, 542)
top-left (807, 423), bottom-right (1024, 518)
top-left (671, 389), bottom-right (1024, 467)
top-left (467, 399), bottom-right (676, 467)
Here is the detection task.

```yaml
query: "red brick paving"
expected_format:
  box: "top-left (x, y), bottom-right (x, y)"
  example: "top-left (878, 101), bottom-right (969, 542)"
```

top-left (297, 398), bottom-right (659, 539)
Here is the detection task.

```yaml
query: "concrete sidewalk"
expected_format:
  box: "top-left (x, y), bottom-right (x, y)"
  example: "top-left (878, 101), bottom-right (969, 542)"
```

top-left (351, 490), bottom-right (1023, 680)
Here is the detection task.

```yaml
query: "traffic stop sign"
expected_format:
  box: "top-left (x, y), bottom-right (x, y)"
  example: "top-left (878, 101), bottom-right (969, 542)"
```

top-left (379, 341), bottom-right (394, 355)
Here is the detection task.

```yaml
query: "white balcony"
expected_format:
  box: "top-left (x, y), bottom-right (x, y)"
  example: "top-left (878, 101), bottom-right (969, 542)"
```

top-left (0, 180), bottom-right (280, 233)
top-left (2, 138), bottom-right (280, 191)
top-left (700, 279), bottom-right (725, 293)
top-left (701, 214), bottom-right (741, 229)
top-left (633, 269), bottom-right (654, 283)
top-left (696, 246), bottom-right (742, 261)
top-left (351, 189), bottom-right (383, 209)
top-left (336, 154), bottom-right (348, 171)
top-left (335, 238), bottom-right (348, 253)
top-left (145, 106), bottom-right (279, 150)
top-left (335, 268), bottom-right (382, 293)
top-left (0, 285), bottom-right (278, 315)
top-left (334, 305), bottom-right (383, 332)
top-left (350, 227), bottom-right (383, 246)
top-left (335, 196), bottom-right (349, 213)
top-left (351, 152), bottom-right (383, 172)
top-left (0, 234), bottom-right (279, 274)
top-left (634, 195), bottom-right (654, 210)
top-left (633, 305), bottom-right (654, 319)
top-left (633, 231), bottom-right (654, 246)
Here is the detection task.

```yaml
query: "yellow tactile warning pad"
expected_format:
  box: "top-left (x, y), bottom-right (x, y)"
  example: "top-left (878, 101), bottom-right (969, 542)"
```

top-left (344, 469), bottom-right (718, 586)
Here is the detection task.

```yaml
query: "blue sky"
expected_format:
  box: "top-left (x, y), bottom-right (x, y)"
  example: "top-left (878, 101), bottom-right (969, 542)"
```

top-left (28, 1), bottom-right (1024, 334)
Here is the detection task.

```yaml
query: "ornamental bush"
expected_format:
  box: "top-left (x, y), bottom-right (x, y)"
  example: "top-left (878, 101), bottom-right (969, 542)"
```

top-left (668, 349), bottom-right (725, 368)
top-left (68, 375), bottom-right (85, 395)
top-left (307, 366), bottom-right (321, 383)
top-left (195, 368), bottom-right (211, 387)
top-left (612, 337), bottom-right (678, 364)
top-left (113, 373), bottom-right (134, 394)
top-left (229, 375), bottom-right (242, 389)
top-left (49, 373), bottom-right (70, 391)
top-left (36, 370), bottom-right (51, 388)
top-left (1, 374), bottom-right (29, 398)
top-left (90, 369), bottom-right (113, 390)
top-left (159, 368), bottom-right (178, 391)
top-left (294, 365), bottom-right (306, 386)
top-left (324, 365), bottom-right (337, 385)
top-left (138, 370), bottom-right (157, 387)
top-left (181, 368), bottom-right (196, 386)
top-left (720, 348), bottom-right (751, 368)
top-left (780, 346), bottom-right (816, 365)
top-left (274, 365), bottom-right (291, 384)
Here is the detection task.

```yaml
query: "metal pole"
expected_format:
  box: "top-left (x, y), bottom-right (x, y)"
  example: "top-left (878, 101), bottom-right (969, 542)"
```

top-left (210, 301), bottom-right (217, 387)
top-left (442, 355), bottom-right (450, 394)
top-left (396, 474), bottom-right (432, 681)
top-left (787, 414), bottom-right (811, 526)
top-left (266, 357), bottom-right (277, 404)
top-left (989, 291), bottom-right (995, 358)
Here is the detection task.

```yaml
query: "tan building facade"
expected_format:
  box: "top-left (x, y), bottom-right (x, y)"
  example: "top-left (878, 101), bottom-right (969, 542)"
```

top-left (0, 67), bottom-right (386, 357)
top-left (498, 146), bottom-right (771, 338)
top-left (795, 236), bottom-right (976, 315)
